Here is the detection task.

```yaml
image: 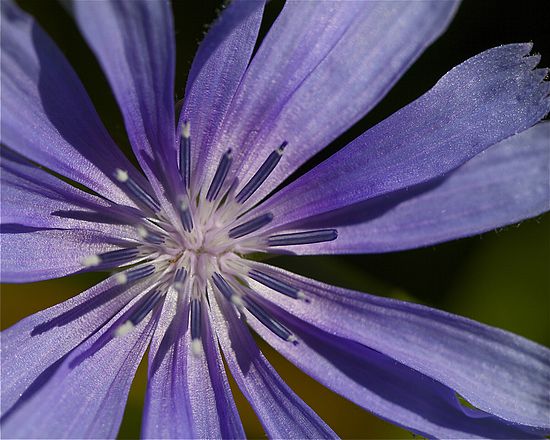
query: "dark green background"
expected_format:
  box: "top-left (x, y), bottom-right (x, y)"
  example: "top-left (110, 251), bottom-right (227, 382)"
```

top-left (2, 0), bottom-right (549, 438)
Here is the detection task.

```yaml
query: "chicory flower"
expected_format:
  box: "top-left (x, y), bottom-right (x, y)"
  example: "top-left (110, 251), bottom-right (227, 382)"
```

top-left (1, 0), bottom-right (549, 438)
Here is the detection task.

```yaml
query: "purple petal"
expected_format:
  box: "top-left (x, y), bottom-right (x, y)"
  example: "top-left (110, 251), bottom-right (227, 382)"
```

top-left (1, 275), bottom-right (154, 415)
top-left (143, 288), bottom-right (244, 439)
top-left (259, 44), bottom-right (550, 230)
top-left (209, 289), bottom-right (337, 439)
top-left (210, 0), bottom-right (459, 204)
top-left (1, 291), bottom-right (156, 439)
top-left (180, 0), bottom-right (265, 188)
top-left (1, 149), bottom-right (140, 231)
top-left (0, 229), bottom-right (136, 283)
top-left (246, 297), bottom-right (539, 439)
top-left (268, 121), bottom-right (550, 254)
top-left (0, 0), bottom-right (141, 205)
top-left (72, 0), bottom-right (179, 199)
top-left (248, 264), bottom-right (550, 430)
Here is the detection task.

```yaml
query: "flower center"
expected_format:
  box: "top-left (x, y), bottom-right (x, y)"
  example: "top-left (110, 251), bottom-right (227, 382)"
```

top-left (79, 121), bottom-right (338, 353)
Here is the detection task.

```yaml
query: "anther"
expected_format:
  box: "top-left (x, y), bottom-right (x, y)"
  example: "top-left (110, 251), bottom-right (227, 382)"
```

top-left (243, 296), bottom-right (296, 343)
top-left (115, 168), bottom-right (161, 213)
top-left (178, 197), bottom-right (194, 232)
top-left (228, 213), bottom-right (274, 239)
top-left (248, 269), bottom-right (304, 300)
top-left (82, 247), bottom-right (139, 268)
top-left (173, 268), bottom-right (187, 291)
top-left (180, 121), bottom-right (191, 191)
top-left (137, 225), bottom-right (165, 245)
top-left (115, 264), bottom-right (156, 285)
top-left (211, 272), bottom-right (235, 300)
top-left (190, 298), bottom-right (202, 355)
top-left (115, 289), bottom-right (163, 337)
top-left (235, 141), bottom-right (287, 204)
top-left (206, 149), bottom-right (232, 202)
top-left (267, 229), bottom-right (338, 247)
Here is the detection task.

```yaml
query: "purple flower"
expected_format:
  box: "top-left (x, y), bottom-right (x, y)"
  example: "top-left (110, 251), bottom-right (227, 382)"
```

top-left (1, 0), bottom-right (549, 438)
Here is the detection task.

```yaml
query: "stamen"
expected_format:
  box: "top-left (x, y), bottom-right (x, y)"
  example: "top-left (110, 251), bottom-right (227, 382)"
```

top-left (173, 267), bottom-right (187, 291)
top-left (115, 289), bottom-right (163, 337)
top-left (206, 149), bottom-right (232, 202)
top-left (243, 296), bottom-right (297, 343)
top-left (82, 247), bottom-right (139, 267)
top-left (190, 298), bottom-right (202, 355)
top-left (267, 229), bottom-right (338, 247)
top-left (137, 225), bottom-right (165, 245)
top-left (178, 197), bottom-right (194, 232)
top-left (211, 272), bottom-right (235, 301)
top-left (228, 213), bottom-right (274, 239)
top-left (115, 168), bottom-right (161, 213)
top-left (180, 121), bottom-right (191, 190)
top-left (248, 269), bottom-right (304, 300)
top-left (115, 264), bottom-right (156, 285)
top-left (235, 142), bottom-right (287, 204)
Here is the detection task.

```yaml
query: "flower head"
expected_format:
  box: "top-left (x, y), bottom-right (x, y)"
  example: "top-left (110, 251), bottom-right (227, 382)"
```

top-left (1, 0), bottom-right (549, 439)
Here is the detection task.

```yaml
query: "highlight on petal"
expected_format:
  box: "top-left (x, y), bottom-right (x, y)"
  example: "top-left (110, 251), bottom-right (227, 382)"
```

top-left (0, 0), bottom-right (141, 206)
top-left (212, 0), bottom-right (459, 204)
top-left (1, 290), bottom-right (157, 439)
top-left (265, 121), bottom-right (550, 254)
top-left (247, 264), bottom-right (550, 431)
top-left (260, 44), bottom-right (550, 230)
top-left (209, 288), bottom-right (337, 439)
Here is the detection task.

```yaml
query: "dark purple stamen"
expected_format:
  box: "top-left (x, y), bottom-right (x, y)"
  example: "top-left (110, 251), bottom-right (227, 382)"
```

top-left (243, 296), bottom-right (296, 342)
top-left (235, 141), bottom-right (287, 204)
top-left (179, 122), bottom-right (191, 191)
top-left (115, 169), bottom-right (160, 213)
top-left (179, 198), bottom-right (194, 232)
top-left (212, 272), bottom-right (234, 300)
top-left (267, 229), bottom-right (338, 247)
top-left (229, 213), bottom-right (274, 239)
top-left (248, 269), bottom-right (301, 299)
top-left (190, 298), bottom-right (201, 341)
top-left (206, 149), bottom-right (232, 201)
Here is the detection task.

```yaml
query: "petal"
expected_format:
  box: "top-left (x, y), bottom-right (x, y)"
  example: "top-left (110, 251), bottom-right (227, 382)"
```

top-left (245, 296), bottom-right (538, 439)
top-left (180, 0), bottom-right (265, 188)
top-left (210, 0), bottom-right (459, 203)
top-left (248, 264), bottom-right (550, 430)
top-left (1, 274), bottom-right (153, 415)
top-left (259, 44), bottom-right (550, 230)
top-left (1, 292), bottom-right (156, 439)
top-left (209, 288), bottom-right (337, 439)
top-left (1, 149), bottom-right (140, 231)
top-left (143, 288), bottom-right (244, 439)
top-left (270, 121), bottom-right (550, 254)
top-left (72, 0), bottom-right (178, 198)
top-left (0, 1), bottom-right (140, 205)
top-left (0, 229), bottom-right (135, 283)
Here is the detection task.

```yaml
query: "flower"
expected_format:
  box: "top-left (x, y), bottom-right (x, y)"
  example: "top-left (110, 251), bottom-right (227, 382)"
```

top-left (1, 0), bottom-right (549, 438)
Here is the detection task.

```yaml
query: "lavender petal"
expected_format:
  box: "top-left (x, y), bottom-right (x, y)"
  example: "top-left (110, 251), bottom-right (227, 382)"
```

top-left (72, 0), bottom-right (178, 202)
top-left (180, 0), bottom-right (265, 189)
top-left (209, 288), bottom-right (337, 439)
top-left (0, 0), bottom-right (142, 206)
top-left (260, 44), bottom-right (550, 231)
top-left (249, 264), bottom-right (550, 430)
top-left (143, 289), bottom-right (244, 439)
top-left (1, 291), bottom-right (156, 439)
top-left (267, 122), bottom-right (550, 254)
top-left (213, 0), bottom-right (459, 204)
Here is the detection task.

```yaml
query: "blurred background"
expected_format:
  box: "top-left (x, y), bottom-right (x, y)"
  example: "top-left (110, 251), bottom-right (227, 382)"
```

top-left (2, 0), bottom-right (549, 438)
